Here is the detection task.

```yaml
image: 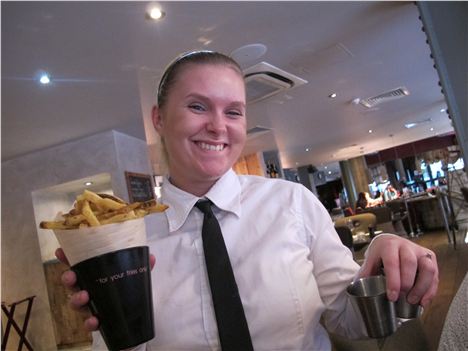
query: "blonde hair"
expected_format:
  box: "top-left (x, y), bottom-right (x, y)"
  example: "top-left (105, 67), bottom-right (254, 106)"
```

top-left (157, 50), bottom-right (243, 108)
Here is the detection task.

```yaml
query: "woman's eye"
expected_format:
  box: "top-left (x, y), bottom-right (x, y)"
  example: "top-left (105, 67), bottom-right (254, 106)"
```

top-left (226, 110), bottom-right (243, 118)
top-left (188, 103), bottom-right (205, 112)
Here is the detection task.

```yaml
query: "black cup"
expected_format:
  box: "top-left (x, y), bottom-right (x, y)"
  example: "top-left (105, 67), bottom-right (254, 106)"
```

top-left (72, 246), bottom-right (154, 350)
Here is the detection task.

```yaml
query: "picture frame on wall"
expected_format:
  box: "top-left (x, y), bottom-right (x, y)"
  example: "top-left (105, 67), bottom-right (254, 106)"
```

top-left (125, 171), bottom-right (155, 203)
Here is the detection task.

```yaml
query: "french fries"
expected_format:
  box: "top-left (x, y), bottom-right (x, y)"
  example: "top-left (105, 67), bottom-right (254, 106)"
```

top-left (40, 189), bottom-right (168, 230)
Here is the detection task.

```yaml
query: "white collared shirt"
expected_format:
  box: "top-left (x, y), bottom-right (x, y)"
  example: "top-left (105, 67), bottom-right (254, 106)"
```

top-left (93, 169), bottom-right (366, 350)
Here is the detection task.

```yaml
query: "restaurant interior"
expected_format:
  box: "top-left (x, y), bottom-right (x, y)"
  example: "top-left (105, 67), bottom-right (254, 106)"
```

top-left (2, 2), bottom-right (467, 351)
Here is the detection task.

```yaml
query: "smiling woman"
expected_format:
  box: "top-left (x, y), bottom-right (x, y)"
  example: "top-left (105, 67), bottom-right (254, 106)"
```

top-left (58, 51), bottom-right (439, 351)
top-left (152, 51), bottom-right (247, 196)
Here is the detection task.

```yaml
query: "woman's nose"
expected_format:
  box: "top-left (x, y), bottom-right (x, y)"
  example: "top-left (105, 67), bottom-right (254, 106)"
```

top-left (206, 111), bottom-right (227, 133)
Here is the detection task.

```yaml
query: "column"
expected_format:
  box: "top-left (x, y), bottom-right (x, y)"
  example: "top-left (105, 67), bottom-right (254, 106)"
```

top-left (297, 166), bottom-right (317, 196)
top-left (394, 158), bottom-right (407, 183)
top-left (385, 160), bottom-right (399, 187)
top-left (339, 156), bottom-right (371, 207)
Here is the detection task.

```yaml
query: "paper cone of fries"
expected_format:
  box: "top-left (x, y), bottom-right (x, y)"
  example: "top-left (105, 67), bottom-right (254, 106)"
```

top-left (40, 190), bottom-right (164, 349)
top-left (53, 217), bottom-right (146, 266)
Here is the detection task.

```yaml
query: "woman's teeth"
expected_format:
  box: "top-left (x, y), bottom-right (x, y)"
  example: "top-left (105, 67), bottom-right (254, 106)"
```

top-left (198, 142), bottom-right (225, 151)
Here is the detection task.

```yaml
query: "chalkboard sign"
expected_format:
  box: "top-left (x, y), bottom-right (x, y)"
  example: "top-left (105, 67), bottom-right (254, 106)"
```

top-left (125, 171), bottom-right (155, 202)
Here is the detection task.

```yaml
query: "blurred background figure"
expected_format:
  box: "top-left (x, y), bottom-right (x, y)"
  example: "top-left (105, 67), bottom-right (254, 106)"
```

top-left (355, 192), bottom-right (383, 213)
top-left (384, 184), bottom-right (400, 202)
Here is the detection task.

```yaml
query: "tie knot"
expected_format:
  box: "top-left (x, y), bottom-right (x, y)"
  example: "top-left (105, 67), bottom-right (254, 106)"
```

top-left (195, 199), bottom-right (213, 215)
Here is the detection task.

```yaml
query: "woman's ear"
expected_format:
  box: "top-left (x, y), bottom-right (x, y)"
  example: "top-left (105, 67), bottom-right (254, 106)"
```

top-left (152, 105), bottom-right (163, 134)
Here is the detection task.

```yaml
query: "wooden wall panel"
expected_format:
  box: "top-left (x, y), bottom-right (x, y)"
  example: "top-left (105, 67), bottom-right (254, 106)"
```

top-left (233, 153), bottom-right (265, 176)
top-left (43, 261), bottom-right (92, 348)
top-left (245, 153), bottom-right (264, 176)
top-left (233, 157), bottom-right (249, 175)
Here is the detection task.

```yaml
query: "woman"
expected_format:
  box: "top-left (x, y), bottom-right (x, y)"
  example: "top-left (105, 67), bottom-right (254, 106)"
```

top-left (58, 51), bottom-right (438, 350)
top-left (355, 192), bottom-right (368, 212)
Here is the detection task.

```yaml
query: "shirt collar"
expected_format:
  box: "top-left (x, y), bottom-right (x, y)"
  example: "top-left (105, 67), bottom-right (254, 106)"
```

top-left (161, 169), bottom-right (241, 232)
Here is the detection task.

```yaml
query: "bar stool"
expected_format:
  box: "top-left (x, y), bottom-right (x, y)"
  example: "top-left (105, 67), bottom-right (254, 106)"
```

top-left (1, 295), bottom-right (35, 351)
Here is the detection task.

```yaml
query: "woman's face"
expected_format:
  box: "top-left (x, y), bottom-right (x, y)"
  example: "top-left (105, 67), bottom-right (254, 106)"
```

top-left (153, 63), bottom-right (247, 194)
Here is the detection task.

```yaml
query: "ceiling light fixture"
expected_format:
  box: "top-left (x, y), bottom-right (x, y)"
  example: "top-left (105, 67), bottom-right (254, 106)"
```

top-left (328, 93), bottom-right (337, 98)
top-left (305, 148), bottom-right (310, 152)
top-left (368, 129), bottom-right (373, 133)
top-left (440, 108), bottom-right (446, 113)
top-left (39, 74), bottom-right (50, 85)
top-left (147, 7), bottom-right (165, 20)
top-left (430, 127), bottom-right (434, 131)
top-left (197, 36), bottom-right (212, 46)
top-left (404, 117), bottom-right (432, 129)
top-left (84, 181), bottom-right (93, 186)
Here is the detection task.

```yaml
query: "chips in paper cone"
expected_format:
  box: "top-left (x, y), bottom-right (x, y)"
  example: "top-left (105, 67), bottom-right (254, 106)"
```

top-left (39, 190), bottom-right (164, 349)
top-left (39, 190), bottom-right (168, 265)
top-left (54, 217), bottom-right (146, 266)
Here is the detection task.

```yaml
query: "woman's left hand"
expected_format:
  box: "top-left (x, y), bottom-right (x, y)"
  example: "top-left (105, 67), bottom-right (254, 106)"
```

top-left (358, 235), bottom-right (439, 307)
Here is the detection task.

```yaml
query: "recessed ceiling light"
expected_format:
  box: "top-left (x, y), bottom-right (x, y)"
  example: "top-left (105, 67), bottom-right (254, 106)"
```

top-left (368, 129), bottom-right (373, 133)
top-left (39, 74), bottom-right (50, 85)
top-left (147, 7), bottom-right (165, 20)
top-left (430, 127), bottom-right (434, 131)
top-left (440, 108), bottom-right (446, 113)
top-left (197, 36), bottom-right (212, 46)
top-left (404, 118), bottom-right (432, 129)
top-left (328, 93), bottom-right (337, 98)
top-left (305, 148), bottom-right (310, 152)
top-left (328, 171), bottom-right (332, 175)
top-left (404, 122), bottom-right (417, 129)
top-left (84, 181), bottom-right (93, 186)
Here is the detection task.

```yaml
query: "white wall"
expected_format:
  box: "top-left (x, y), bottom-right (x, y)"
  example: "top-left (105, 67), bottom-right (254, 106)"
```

top-left (32, 191), bottom-right (72, 262)
top-left (1, 130), bottom-right (152, 350)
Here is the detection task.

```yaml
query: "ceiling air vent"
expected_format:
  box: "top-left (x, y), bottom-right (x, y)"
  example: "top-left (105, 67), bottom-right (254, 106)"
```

top-left (243, 62), bottom-right (307, 104)
top-left (360, 87), bottom-right (410, 108)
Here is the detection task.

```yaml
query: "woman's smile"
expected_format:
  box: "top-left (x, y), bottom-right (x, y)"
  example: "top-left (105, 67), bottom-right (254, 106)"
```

top-left (195, 141), bottom-right (227, 152)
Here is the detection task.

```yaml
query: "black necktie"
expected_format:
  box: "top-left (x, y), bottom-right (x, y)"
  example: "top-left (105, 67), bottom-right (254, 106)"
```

top-left (195, 200), bottom-right (254, 351)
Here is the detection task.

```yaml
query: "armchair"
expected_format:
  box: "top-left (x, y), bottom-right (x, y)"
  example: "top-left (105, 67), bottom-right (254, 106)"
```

top-left (335, 213), bottom-right (377, 235)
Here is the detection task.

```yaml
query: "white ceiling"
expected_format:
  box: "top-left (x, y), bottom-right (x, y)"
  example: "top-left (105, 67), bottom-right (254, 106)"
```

top-left (1, 1), bottom-right (453, 177)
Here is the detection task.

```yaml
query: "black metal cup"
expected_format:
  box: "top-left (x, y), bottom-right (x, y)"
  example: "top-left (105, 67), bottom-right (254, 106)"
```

top-left (72, 246), bottom-right (154, 350)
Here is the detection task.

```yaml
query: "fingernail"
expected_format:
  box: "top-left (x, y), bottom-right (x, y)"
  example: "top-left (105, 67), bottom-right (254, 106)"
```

top-left (408, 294), bottom-right (419, 304)
top-left (387, 290), bottom-right (398, 301)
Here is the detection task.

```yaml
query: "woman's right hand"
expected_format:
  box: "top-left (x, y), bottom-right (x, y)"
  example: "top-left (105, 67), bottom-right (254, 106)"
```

top-left (55, 248), bottom-right (100, 332)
